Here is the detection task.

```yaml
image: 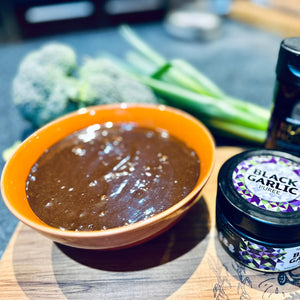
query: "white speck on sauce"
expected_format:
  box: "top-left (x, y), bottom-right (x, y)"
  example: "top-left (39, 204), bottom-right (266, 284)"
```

top-left (89, 180), bottom-right (98, 187)
top-left (99, 211), bottom-right (105, 217)
top-left (129, 166), bottom-right (135, 172)
top-left (78, 124), bottom-right (100, 143)
top-left (79, 211), bottom-right (86, 218)
top-left (144, 207), bottom-right (155, 216)
top-left (146, 131), bottom-right (154, 138)
top-left (100, 195), bottom-right (109, 201)
top-left (28, 174), bottom-right (36, 181)
top-left (138, 198), bottom-right (146, 204)
top-left (160, 131), bottom-right (169, 139)
top-left (72, 146), bottom-right (86, 156)
top-left (101, 130), bottom-right (108, 137)
top-left (31, 164), bottom-right (38, 173)
top-left (158, 153), bottom-right (168, 162)
top-left (113, 155), bottom-right (130, 171)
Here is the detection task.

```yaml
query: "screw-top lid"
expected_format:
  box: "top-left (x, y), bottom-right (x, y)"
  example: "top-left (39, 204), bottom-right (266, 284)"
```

top-left (276, 37), bottom-right (300, 85)
top-left (217, 149), bottom-right (300, 244)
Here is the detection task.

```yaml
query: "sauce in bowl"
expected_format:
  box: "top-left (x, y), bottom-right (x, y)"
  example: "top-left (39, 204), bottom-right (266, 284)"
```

top-left (26, 122), bottom-right (200, 231)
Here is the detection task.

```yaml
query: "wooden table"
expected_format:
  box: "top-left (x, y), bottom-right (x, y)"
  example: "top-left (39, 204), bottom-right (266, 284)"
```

top-left (1, 147), bottom-right (300, 299)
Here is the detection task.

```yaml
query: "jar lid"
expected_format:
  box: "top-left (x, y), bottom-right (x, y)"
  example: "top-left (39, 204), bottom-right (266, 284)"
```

top-left (276, 37), bottom-right (300, 86)
top-left (217, 149), bottom-right (300, 243)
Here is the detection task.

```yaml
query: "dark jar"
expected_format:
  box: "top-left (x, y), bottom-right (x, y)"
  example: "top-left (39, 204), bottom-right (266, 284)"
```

top-left (216, 149), bottom-right (300, 272)
top-left (265, 37), bottom-right (300, 155)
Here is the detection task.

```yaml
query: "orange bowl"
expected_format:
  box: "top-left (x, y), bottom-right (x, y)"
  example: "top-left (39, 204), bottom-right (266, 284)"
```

top-left (1, 104), bottom-right (215, 250)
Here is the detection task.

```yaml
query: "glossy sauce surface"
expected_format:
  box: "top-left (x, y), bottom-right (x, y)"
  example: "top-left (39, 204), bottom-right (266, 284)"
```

top-left (26, 122), bottom-right (200, 231)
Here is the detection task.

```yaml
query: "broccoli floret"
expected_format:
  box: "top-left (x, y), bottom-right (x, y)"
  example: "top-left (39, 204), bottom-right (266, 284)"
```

top-left (78, 57), bottom-right (158, 105)
top-left (12, 43), bottom-right (79, 127)
top-left (12, 44), bottom-right (159, 128)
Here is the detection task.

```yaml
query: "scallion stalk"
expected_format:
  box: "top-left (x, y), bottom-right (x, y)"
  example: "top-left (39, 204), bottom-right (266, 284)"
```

top-left (119, 25), bottom-right (271, 144)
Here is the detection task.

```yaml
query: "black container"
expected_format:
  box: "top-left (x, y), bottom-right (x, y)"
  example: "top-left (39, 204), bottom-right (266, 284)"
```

top-left (265, 37), bottom-right (300, 155)
top-left (216, 149), bottom-right (300, 272)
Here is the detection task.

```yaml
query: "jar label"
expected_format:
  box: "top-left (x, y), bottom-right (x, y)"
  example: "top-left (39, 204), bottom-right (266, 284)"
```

top-left (239, 237), bottom-right (300, 272)
top-left (218, 228), bottom-right (300, 272)
top-left (233, 155), bottom-right (300, 212)
top-left (269, 118), bottom-right (300, 155)
top-left (217, 208), bottom-right (300, 272)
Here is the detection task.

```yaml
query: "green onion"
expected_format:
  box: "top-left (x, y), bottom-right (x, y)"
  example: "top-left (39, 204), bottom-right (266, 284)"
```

top-left (119, 25), bottom-right (271, 144)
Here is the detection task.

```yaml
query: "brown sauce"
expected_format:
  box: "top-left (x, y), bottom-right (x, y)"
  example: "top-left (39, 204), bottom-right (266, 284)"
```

top-left (26, 122), bottom-right (200, 231)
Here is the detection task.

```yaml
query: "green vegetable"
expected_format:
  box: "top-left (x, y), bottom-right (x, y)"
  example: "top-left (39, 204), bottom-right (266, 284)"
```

top-left (10, 25), bottom-right (271, 146)
top-left (13, 43), bottom-right (79, 128)
top-left (12, 43), bottom-right (159, 128)
top-left (118, 25), bottom-right (271, 144)
top-left (2, 141), bottom-right (21, 162)
top-left (77, 57), bottom-right (158, 106)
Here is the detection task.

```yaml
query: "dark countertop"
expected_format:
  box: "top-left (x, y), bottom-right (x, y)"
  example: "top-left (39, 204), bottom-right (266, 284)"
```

top-left (0, 19), bottom-right (282, 259)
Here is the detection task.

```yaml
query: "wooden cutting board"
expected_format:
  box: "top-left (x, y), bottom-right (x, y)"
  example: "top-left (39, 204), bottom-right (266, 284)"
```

top-left (1, 146), bottom-right (300, 299)
top-left (230, 0), bottom-right (300, 37)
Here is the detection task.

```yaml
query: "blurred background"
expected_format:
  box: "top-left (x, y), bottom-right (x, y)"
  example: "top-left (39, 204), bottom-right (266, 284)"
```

top-left (0, 0), bottom-right (300, 43)
top-left (1, 0), bottom-right (170, 42)
top-left (0, 0), bottom-right (172, 42)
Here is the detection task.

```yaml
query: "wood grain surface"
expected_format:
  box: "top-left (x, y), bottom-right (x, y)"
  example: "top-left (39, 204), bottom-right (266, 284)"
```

top-left (1, 147), bottom-right (300, 299)
top-left (230, 0), bottom-right (300, 37)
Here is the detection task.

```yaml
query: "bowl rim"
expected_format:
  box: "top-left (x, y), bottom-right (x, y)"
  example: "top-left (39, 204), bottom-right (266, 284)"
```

top-left (1, 103), bottom-right (215, 238)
